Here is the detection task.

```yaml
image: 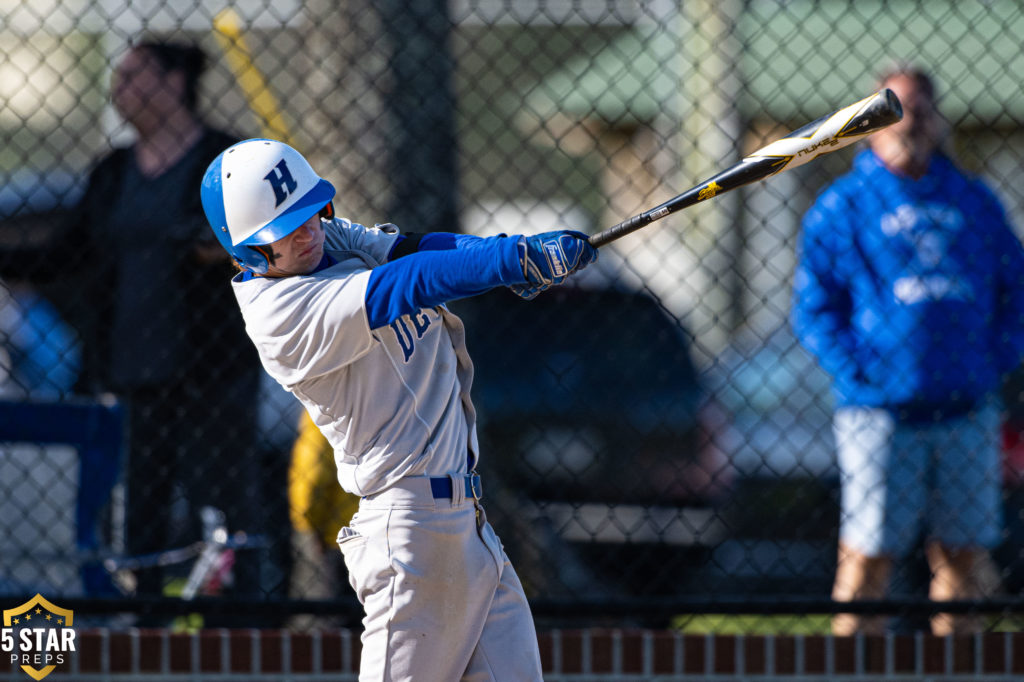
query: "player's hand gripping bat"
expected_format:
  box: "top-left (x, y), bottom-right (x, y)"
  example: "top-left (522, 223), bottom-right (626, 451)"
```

top-left (588, 88), bottom-right (903, 248)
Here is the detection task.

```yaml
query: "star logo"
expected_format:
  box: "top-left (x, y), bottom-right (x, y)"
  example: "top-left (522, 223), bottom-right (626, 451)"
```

top-left (2, 595), bottom-right (76, 680)
top-left (698, 181), bottom-right (723, 201)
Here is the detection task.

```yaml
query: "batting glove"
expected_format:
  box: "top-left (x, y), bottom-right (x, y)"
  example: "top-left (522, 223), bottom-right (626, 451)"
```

top-left (511, 230), bottom-right (598, 300)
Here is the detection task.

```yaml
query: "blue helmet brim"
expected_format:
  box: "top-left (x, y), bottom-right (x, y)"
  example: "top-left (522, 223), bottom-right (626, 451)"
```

top-left (238, 178), bottom-right (337, 247)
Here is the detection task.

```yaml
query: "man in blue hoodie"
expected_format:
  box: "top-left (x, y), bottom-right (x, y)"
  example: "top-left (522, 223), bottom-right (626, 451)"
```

top-left (793, 65), bottom-right (1024, 635)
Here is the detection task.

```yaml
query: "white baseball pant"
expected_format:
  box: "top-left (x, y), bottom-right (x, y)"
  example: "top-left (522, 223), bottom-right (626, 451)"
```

top-left (338, 473), bottom-right (543, 681)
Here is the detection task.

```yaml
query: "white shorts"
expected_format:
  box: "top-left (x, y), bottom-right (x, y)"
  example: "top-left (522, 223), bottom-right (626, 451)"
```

top-left (339, 474), bottom-right (543, 682)
top-left (833, 398), bottom-right (1003, 557)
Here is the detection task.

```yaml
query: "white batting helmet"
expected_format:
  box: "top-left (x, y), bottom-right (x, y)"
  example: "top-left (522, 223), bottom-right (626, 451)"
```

top-left (201, 139), bottom-right (336, 273)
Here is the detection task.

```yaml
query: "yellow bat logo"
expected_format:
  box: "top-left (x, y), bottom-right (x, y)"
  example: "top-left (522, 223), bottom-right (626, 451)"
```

top-left (698, 181), bottom-right (722, 201)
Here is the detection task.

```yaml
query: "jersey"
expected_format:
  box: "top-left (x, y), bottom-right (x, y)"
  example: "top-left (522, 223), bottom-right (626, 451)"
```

top-left (232, 218), bottom-right (479, 496)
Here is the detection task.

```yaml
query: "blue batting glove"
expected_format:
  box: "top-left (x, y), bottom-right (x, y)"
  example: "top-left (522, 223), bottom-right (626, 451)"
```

top-left (508, 282), bottom-right (547, 300)
top-left (512, 230), bottom-right (598, 300)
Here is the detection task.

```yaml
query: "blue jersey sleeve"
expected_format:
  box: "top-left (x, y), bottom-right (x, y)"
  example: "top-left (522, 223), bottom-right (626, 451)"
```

top-left (387, 231), bottom-right (496, 259)
top-left (365, 234), bottom-right (525, 329)
top-left (418, 232), bottom-right (483, 251)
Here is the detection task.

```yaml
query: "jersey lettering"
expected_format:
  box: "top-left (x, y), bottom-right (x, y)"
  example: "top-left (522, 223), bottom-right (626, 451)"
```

top-left (264, 159), bottom-right (299, 207)
top-left (389, 310), bottom-right (433, 362)
top-left (392, 318), bottom-right (414, 361)
top-left (411, 310), bottom-right (431, 338)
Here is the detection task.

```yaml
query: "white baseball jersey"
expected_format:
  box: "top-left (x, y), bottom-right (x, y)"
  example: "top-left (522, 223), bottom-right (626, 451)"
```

top-left (232, 218), bottom-right (480, 496)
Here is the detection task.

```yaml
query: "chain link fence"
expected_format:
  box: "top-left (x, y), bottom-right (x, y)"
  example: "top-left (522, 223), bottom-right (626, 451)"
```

top-left (2, 0), bottom-right (1024, 631)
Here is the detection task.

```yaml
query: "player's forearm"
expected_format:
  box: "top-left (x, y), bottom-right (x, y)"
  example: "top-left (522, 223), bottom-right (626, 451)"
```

top-left (365, 234), bottom-right (525, 329)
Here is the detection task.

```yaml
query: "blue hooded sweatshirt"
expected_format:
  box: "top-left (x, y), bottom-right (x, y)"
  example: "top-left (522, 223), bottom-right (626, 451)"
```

top-left (792, 149), bottom-right (1024, 414)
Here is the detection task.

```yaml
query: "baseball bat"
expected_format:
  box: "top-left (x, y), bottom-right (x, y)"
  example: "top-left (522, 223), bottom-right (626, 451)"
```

top-left (589, 88), bottom-right (903, 248)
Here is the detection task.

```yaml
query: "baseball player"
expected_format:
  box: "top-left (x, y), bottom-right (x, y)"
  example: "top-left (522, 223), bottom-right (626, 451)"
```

top-left (201, 138), bottom-right (597, 681)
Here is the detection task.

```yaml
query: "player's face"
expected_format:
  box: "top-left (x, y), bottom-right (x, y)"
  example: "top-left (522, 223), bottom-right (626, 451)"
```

top-left (262, 214), bottom-right (326, 277)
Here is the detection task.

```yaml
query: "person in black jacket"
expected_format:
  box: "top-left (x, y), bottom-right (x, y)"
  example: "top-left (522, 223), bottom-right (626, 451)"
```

top-left (65, 40), bottom-right (264, 608)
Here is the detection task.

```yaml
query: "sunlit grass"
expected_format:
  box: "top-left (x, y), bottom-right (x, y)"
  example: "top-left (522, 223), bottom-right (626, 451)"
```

top-left (671, 614), bottom-right (832, 635)
top-left (670, 613), bottom-right (1024, 635)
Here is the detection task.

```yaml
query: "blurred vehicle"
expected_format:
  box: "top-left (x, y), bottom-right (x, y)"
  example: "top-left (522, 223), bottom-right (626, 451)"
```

top-left (0, 168), bottom-right (82, 239)
top-left (0, 169), bottom-right (87, 360)
top-left (703, 325), bottom-right (1024, 600)
top-left (449, 286), bottom-right (731, 601)
top-left (703, 325), bottom-right (837, 480)
top-left (996, 366), bottom-right (1024, 594)
top-left (699, 325), bottom-right (839, 596)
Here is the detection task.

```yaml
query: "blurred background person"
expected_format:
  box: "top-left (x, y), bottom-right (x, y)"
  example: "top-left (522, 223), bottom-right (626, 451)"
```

top-left (85, 38), bottom-right (264, 613)
top-left (792, 64), bottom-right (1024, 636)
top-left (31, 38), bottom-right (266, 615)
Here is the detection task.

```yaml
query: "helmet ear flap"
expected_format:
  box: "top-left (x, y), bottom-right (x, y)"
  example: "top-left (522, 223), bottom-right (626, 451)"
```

top-left (319, 201), bottom-right (335, 221)
top-left (250, 245), bottom-right (276, 269)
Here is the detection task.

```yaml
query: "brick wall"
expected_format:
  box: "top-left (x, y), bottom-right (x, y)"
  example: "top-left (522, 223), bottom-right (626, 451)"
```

top-left (3, 628), bottom-right (1024, 680)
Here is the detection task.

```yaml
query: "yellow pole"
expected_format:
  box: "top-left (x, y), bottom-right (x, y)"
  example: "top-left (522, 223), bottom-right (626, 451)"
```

top-left (212, 8), bottom-right (294, 145)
